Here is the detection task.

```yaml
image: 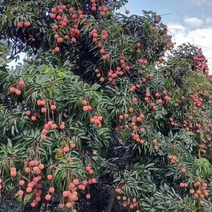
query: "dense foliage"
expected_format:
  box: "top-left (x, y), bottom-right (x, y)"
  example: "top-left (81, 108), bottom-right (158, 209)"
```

top-left (0, 0), bottom-right (212, 212)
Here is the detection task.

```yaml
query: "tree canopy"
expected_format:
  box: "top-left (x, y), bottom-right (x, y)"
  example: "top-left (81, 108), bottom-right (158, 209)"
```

top-left (0, 0), bottom-right (212, 212)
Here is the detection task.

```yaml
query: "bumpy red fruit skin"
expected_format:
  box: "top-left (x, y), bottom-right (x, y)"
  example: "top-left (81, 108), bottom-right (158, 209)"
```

top-left (86, 194), bottom-right (91, 199)
top-left (18, 81), bottom-right (25, 88)
top-left (26, 111), bottom-right (31, 116)
top-left (19, 180), bottom-right (25, 186)
top-left (31, 116), bottom-right (36, 121)
top-left (60, 124), bottom-right (65, 130)
top-left (24, 22), bottom-right (31, 27)
top-left (45, 194), bottom-right (51, 201)
top-left (17, 22), bottom-right (24, 28)
top-left (10, 171), bottom-right (17, 177)
top-left (51, 105), bottom-right (56, 111)
top-left (51, 14), bottom-right (56, 19)
top-left (18, 190), bottom-right (24, 196)
top-left (54, 47), bottom-right (60, 54)
top-left (51, 8), bottom-right (56, 13)
top-left (41, 108), bottom-right (47, 113)
top-left (57, 37), bottom-right (63, 43)
top-left (47, 175), bottom-right (53, 181)
top-left (41, 135), bottom-right (47, 140)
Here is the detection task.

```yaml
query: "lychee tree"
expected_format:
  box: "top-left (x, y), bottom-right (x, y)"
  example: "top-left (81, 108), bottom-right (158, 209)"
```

top-left (0, 0), bottom-right (212, 212)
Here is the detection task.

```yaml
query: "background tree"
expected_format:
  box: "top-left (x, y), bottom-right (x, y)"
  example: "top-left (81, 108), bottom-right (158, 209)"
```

top-left (0, 0), bottom-right (212, 212)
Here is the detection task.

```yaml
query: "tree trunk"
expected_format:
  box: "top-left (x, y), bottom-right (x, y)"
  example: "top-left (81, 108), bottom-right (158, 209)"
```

top-left (105, 188), bottom-right (116, 212)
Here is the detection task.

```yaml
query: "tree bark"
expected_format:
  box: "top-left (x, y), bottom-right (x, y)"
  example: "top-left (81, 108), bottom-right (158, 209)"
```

top-left (105, 188), bottom-right (116, 212)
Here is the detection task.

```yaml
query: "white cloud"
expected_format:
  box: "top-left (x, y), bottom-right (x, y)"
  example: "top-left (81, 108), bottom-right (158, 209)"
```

top-left (206, 17), bottom-right (212, 23)
top-left (184, 17), bottom-right (203, 28)
top-left (192, 0), bottom-right (212, 7)
top-left (168, 24), bottom-right (186, 35)
top-left (168, 24), bottom-right (212, 73)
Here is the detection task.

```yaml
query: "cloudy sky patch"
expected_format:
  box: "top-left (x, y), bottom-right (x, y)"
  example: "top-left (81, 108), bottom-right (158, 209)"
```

top-left (184, 17), bottom-right (203, 29)
top-left (119, 0), bottom-right (212, 73)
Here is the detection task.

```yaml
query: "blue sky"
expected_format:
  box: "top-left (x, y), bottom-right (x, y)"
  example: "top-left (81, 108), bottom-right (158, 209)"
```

top-left (119, 0), bottom-right (212, 72)
top-left (120, 0), bottom-right (212, 26)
